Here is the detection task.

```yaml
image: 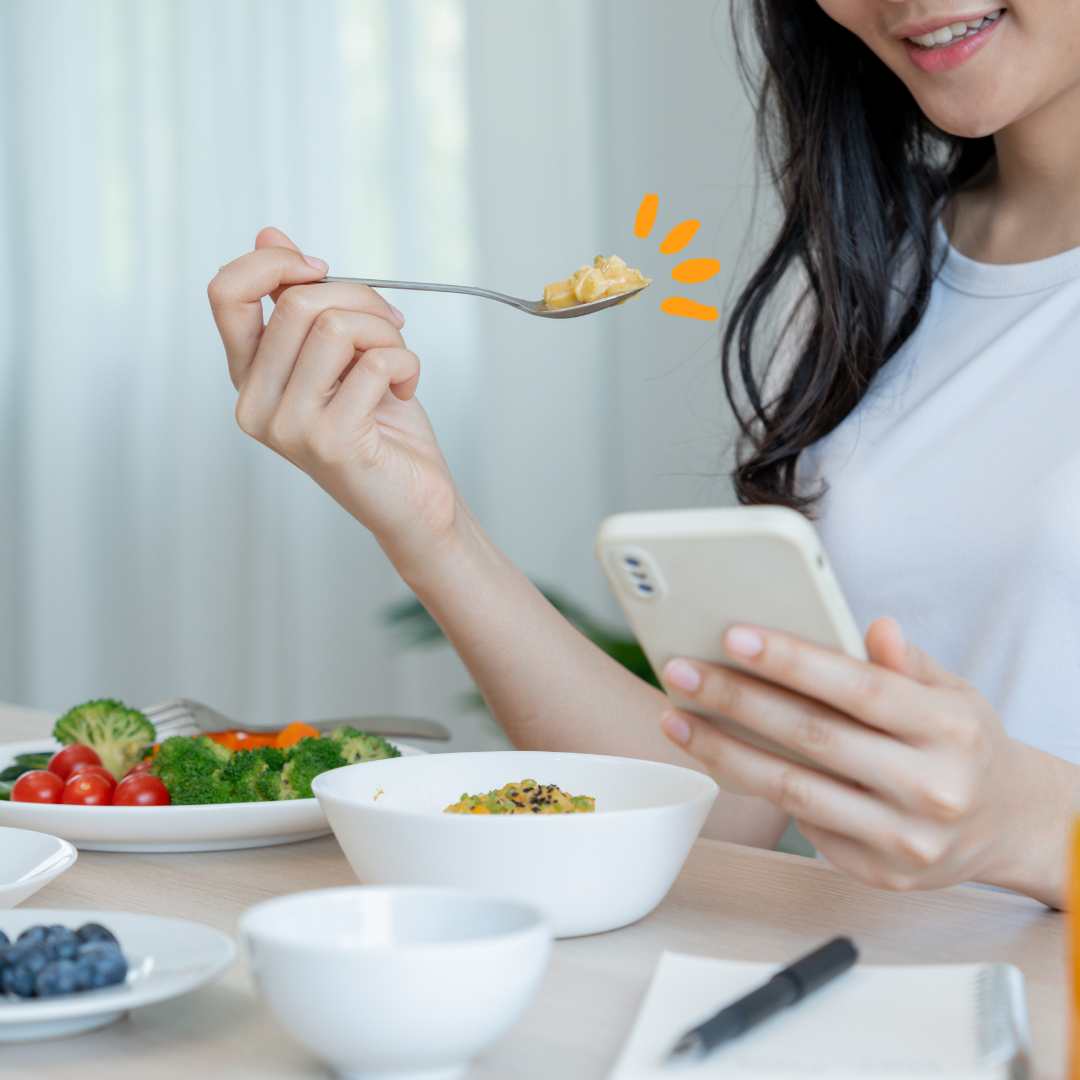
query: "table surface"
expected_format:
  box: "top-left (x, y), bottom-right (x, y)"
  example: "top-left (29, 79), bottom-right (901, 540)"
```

top-left (0, 705), bottom-right (1068, 1080)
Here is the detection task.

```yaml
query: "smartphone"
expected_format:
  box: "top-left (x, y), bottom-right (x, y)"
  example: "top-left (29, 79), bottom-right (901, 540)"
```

top-left (595, 506), bottom-right (866, 784)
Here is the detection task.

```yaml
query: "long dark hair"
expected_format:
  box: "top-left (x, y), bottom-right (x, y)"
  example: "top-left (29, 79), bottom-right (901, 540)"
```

top-left (723, 1), bottom-right (994, 509)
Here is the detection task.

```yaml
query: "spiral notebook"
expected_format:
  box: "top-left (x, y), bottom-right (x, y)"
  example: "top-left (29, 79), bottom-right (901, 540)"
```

top-left (609, 951), bottom-right (1030, 1080)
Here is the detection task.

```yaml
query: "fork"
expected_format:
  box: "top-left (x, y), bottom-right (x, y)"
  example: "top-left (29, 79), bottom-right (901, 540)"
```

top-left (318, 275), bottom-right (648, 319)
top-left (141, 699), bottom-right (450, 742)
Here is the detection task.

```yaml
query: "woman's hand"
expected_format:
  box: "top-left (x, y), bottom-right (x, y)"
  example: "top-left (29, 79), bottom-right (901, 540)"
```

top-left (208, 228), bottom-right (463, 573)
top-left (658, 617), bottom-right (1079, 907)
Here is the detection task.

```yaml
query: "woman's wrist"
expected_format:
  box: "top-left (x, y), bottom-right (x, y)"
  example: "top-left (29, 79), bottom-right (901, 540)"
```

top-left (974, 739), bottom-right (1079, 908)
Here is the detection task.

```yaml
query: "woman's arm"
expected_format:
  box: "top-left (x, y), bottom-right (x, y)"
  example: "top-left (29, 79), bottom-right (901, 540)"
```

top-left (208, 229), bottom-right (790, 848)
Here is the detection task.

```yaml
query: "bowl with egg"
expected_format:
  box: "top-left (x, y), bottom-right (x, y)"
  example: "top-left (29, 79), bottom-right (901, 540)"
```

top-left (311, 750), bottom-right (718, 937)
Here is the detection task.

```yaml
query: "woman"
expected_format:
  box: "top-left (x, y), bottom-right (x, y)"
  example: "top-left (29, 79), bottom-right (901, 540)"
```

top-left (208, 1), bottom-right (1080, 909)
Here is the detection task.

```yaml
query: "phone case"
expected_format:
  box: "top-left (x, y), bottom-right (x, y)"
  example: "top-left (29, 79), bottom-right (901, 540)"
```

top-left (595, 506), bottom-right (866, 785)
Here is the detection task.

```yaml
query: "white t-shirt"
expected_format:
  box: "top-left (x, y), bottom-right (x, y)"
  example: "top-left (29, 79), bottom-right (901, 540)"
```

top-left (799, 225), bottom-right (1080, 764)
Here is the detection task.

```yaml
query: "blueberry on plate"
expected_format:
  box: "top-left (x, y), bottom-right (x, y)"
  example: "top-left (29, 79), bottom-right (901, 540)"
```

top-left (0, 930), bottom-right (9, 947)
top-left (74, 943), bottom-right (127, 990)
top-left (42, 927), bottom-right (80, 962)
top-left (34, 959), bottom-right (80, 997)
top-left (1, 943), bottom-right (48, 997)
top-left (15, 925), bottom-right (51, 947)
top-left (75, 923), bottom-right (120, 950)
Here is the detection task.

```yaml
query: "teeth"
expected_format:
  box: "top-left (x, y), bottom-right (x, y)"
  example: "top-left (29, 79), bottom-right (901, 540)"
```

top-left (909, 10), bottom-right (1002, 49)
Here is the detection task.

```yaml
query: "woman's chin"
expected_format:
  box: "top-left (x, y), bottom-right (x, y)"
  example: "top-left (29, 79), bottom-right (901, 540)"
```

top-left (914, 96), bottom-right (1007, 141)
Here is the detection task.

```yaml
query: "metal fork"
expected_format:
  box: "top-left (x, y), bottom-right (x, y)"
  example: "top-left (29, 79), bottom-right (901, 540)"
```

top-left (141, 699), bottom-right (450, 742)
top-left (318, 275), bottom-right (648, 319)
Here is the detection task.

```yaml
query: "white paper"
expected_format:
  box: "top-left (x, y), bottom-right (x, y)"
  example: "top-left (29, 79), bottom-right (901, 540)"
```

top-left (609, 952), bottom-right (1021, 1080)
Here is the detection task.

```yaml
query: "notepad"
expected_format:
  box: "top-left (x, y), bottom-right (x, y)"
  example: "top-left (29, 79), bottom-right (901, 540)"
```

top-left (609, 951), bottom-right (1030, 1079)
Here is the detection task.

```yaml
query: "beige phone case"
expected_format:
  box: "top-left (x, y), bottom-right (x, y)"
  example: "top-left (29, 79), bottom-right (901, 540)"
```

top-left (595, 506), bottom-right (866, 788)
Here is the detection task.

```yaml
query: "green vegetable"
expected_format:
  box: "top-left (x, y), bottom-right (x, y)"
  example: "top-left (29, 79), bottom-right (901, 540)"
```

top-left (327, 726), bottom-right (402, 765)
top-left (219, 745), bottom-right (287, 803)
top-left (149, 736), bottom-right (232, 805)
top-left (52, 699), bottom-right (156, 780)
top-left (0, 752), bottom-right (55, 783)
top-left (280, 736), bottom-right (348, 800)
top-left (0, 780), bottom-right (12, 800)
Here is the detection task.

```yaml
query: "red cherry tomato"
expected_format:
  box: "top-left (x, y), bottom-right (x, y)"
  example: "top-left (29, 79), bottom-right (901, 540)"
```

top-left (67, 763), bottom-right (117, 791)
top-left (47, 745), bottom-right (102, 781)
top-left (112, 774), bottom-right (169, 807)
top-left (123, 760), bottom-right (153, 777)
top-left (61, 773), bottom-right (114, 806)
top-left (11, 770), bottom-right (64, 803)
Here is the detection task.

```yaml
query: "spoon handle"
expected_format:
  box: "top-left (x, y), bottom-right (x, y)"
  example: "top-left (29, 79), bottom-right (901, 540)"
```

top-left (319, 275), bottom-right (523, 307)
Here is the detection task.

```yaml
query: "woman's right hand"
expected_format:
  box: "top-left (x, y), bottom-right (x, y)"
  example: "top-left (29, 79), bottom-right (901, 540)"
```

top-left (208, 227), bottom-right (462, 571)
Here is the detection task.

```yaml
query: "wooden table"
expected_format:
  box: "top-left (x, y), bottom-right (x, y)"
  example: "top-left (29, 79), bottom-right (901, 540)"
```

top-left (0, 706), bottom-right (1068, 1080)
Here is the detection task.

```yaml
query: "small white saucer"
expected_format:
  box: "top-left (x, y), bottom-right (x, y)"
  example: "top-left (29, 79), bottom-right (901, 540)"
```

top-left (0, 826), bottom-right (77, 908)
top-left (0, 909), bottom-right (236, 1041)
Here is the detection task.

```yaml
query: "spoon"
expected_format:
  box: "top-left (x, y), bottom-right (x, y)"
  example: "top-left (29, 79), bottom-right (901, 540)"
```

top-left (318, 275), bottom-right (648, 319)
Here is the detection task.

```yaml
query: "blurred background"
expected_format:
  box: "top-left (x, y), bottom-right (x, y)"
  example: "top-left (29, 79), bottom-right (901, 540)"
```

top-left (0, 0), bottom-right (770, 746)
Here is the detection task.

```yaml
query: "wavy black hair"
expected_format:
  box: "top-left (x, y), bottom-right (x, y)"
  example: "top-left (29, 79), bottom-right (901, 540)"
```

top-left (723, 1), bottom-right (994, 509)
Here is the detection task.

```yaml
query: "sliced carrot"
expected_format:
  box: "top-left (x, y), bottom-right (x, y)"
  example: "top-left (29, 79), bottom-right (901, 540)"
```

top-left (274, 722), bottom-right (321, 748)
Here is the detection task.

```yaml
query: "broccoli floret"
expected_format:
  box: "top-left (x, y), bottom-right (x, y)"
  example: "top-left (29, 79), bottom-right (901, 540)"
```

top-left (149, 736), bottom-right (232, 805)
top-left (219, 745), bottom-right (287, 803)
top-left (279, 736), bottom-right (347, 800)
top-left (53, 699), bottom-right (156, 780)
top-left (328, 726), bottom-right (402, 765)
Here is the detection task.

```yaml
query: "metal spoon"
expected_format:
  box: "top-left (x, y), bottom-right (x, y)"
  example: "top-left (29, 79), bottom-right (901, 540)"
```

top-left (318, 275), bottom-right (648, 319)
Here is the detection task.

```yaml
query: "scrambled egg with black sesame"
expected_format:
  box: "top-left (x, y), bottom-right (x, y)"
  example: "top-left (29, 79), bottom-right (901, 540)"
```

top-left (443, 779), bottom-right (595, 815)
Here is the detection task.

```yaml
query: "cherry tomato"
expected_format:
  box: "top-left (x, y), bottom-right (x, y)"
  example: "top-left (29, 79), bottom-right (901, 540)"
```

top-left (112, 774), bottom-right (169, 807)
top-left (123, 760), bottom-right (153, 777)
top-left (11, 770), bottom-right (64, 803)
top-left (67, 763), bottom-right (117, 792)
top-left (61, 773), bottom-right (113, 806)
top-left (47, 745), bottom-right (102, 782)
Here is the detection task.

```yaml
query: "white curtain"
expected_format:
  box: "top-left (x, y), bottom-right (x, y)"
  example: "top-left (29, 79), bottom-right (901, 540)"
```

top-left (0, 0), bottom-right (762, 739)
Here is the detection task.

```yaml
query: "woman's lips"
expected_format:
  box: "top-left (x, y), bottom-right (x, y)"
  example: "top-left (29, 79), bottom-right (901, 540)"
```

top-left (904, 12), bottom-right (1003, 74)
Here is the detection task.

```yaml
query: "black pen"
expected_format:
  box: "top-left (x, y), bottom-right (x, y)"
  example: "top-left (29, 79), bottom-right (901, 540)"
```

top-left (667, 936), bottom-right (859, 1064)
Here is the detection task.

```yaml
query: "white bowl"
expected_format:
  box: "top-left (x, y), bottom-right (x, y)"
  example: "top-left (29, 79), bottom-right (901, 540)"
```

top-left (239, 886), bottom-right (551, 1080)
top-left (312, 751), bottom-right (719, 938)
top-left (0, 826), bottom-right (77, 908)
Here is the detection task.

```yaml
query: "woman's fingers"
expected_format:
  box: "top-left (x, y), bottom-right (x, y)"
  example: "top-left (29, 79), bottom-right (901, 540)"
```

top-left (660, 710), bottom-right (951, 871)
top-left (663, 657), bottom-right (920, 794)
top-left (715, 624), bottom-right (958, 742)
top-left (209, 245), bottom-right (329, 388)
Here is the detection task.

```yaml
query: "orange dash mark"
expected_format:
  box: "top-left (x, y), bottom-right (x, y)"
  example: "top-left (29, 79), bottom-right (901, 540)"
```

top-left (634, 193), bottom-right (659, 238)
top-left (661, 296), bottom-right (719, 322)
top-left (670, 257), bottom-right (720, 284)
top-left (659, 220), bottom-right (700, 254)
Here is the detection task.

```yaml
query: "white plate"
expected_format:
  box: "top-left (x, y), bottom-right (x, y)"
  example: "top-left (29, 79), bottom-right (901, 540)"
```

top-left (0, 827), bottom-right (77, 907)
top-left (0, 908), bottom-right (236, 1041)
top-left (0, 738), bottom-right (424, 852)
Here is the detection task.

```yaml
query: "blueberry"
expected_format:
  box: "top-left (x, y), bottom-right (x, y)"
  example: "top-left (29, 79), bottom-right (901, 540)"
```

top-left (0, 930), bottom-right (9, 946)
top-left (75, 923), bottom-right (120, 950)
top-left (34, 959), bottom-right (80, 997)
top-left (16, 925), bottom-right (50, 946)
top-left (74, 944), bottom-right (127, 990)
top-left (42, 927), bottom-right (80, 962)
top-left (1, 944), bottom-right (48, 997)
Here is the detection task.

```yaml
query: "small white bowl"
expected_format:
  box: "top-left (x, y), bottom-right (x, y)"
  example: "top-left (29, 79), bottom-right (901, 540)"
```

top-left (0, 826), bottom-right (77, 908)
top-left (312, 750), bottom-right (718, 938)
top-left (239, 886), bottom-right (551, 1080)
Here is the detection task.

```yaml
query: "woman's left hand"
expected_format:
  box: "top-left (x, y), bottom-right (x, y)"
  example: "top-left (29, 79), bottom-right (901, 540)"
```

top-left (658, 617), bottom-right (1079, 908)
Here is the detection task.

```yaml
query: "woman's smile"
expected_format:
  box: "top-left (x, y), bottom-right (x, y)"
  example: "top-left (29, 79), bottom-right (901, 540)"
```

top-left (901, 8), bottom-right (1003, 74)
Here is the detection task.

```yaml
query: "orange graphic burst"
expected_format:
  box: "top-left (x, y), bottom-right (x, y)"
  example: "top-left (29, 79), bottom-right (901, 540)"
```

top-left (634, 193), bottom-right (720, 321)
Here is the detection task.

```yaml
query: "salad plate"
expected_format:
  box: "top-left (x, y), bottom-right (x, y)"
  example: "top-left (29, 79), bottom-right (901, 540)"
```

top-left (0, 738), bottom-right (424, 853)
top-left (0, 909), bottom-right (235, 1041)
